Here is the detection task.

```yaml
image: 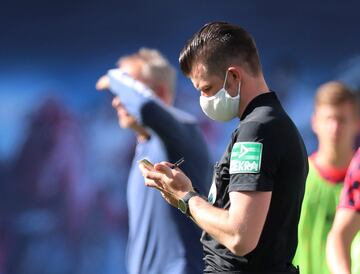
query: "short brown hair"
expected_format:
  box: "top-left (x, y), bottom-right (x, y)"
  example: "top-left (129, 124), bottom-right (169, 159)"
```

top-left (315, 81), bottom-right (358, 113)
top-left (179, 21), bottom-right (261, 77)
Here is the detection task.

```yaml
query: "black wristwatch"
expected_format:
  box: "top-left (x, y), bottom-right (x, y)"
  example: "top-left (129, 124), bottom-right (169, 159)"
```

top-left (178, 191), bottom-right (201, 217)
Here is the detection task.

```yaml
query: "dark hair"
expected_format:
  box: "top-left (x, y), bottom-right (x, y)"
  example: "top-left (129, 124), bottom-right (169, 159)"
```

top-left (179, 21), bottom-right (261, 77)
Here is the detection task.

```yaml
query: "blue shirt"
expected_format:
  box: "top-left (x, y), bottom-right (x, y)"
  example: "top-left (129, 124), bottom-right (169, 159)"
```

top-left (108, 69), bottom-right (212, 274)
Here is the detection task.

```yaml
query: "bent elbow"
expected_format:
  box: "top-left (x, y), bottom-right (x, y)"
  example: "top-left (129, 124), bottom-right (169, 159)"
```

top-left (229, 236), bottom-right (259, 256)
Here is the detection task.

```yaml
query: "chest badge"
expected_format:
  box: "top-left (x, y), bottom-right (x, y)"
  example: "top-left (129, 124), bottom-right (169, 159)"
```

top-left (229, 142), bottom-right (263, 174)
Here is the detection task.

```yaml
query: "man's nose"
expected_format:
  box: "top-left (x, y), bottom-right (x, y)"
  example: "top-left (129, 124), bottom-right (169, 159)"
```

top-left (329, 119), bottom-right (341, 134)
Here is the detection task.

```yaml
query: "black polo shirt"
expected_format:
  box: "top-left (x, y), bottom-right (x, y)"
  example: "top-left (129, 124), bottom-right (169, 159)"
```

top-left (201, 92), bottom-right (308, 273)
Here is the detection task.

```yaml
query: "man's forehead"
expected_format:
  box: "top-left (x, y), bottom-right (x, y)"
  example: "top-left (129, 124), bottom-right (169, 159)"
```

top-left (315, 102), bottom-right (357, 117)
top-left (190, 62), bottom-right (210, 77)
top-left (119, 58), bottom-right (143, 79)
top-left (189, 63), bottom-right (211, 89)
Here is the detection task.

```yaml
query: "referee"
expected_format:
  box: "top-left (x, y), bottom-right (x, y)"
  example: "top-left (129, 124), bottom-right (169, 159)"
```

top-left (140, 21), bottom-right (308, 273)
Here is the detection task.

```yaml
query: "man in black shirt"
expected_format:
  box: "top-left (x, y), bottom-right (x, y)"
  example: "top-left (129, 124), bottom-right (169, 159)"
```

top-left (140, 21), bottom-right (308, 273)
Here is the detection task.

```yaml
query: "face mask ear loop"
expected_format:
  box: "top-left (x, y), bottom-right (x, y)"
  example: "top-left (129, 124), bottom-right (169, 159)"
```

top-left (223, 70), bottom-right (230, 89)
top-left (237, 81), bottom-right (241, 96)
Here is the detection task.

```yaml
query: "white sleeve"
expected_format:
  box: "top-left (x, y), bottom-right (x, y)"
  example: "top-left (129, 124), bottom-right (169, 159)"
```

top-left (107, 69), bottom-right (157, 121)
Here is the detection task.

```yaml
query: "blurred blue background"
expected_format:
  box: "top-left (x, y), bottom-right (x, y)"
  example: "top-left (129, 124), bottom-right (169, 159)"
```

top-left (0, 0), bottom-right (359, 273)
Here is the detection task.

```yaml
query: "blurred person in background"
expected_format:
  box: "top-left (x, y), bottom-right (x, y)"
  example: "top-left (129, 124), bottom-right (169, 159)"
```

top-left (293, 81), bottom-right (360, 274)
top-left (78, 95), bottom-right (132, 274)
top-left (327, 148), bottom-right (360, 274)
top-left (7, 97), bottom-right (92, 274)
top-left (140, 21), bottom-right (308, 273)
top-left (96, 48), bottom-right (212, 274)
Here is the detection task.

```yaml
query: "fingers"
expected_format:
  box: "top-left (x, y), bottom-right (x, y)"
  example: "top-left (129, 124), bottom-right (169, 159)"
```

top-left (139, 161), bottom-right (191, 195)
top-left (139, 164), bottom-right (164, 184)
top-left (154, 162), bottom-right (172, 176)
top-left (112, 97), bottom-right (121, 108)
top-left (139, 163), bottom-right (174, 195)
top-left (158, 161), bottom-right (184, 172)
top-left (96, 75), bottom-right (110, 91)
top-left (145, 179), bottom-right (162, 189)
top-left (161, 162), bottom-right (174, 168)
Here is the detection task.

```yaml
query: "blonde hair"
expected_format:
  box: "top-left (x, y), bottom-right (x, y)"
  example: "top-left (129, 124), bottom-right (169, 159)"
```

top-left (315, 81), bottom-right (359, 114)
top-left (118, 48), bottom-right (176, 97)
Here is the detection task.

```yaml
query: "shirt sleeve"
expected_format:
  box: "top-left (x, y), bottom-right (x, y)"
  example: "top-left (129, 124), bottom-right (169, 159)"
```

top-left (338, 149), bottom-right (360, 212)
top-left (108, 68), bottom-right (197, 158)
top-left (108, 68), bottom-right (157, 123)
top-left (228, 121), bottom-right (279, 192)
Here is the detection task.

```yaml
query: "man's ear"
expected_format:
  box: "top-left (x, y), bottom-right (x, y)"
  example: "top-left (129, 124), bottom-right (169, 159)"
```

top-left (227, 67), bottom-right (242, 94)
top-left (228, 67), bottom-right (239, 80)
top-left (155, 85), bottom-right (172, 105)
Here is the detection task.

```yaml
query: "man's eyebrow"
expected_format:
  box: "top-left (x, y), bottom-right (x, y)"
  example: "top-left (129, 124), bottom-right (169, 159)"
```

top-left (199, 83), bottom-right (212, 91)
top-left (192, 80), bottom-right (201, 91)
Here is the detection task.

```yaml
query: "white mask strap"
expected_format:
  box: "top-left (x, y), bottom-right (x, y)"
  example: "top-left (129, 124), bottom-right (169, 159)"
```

top-left (223, 70), bottom-right (230, 89)
top-left (237, 81), bottom-right (241, 96)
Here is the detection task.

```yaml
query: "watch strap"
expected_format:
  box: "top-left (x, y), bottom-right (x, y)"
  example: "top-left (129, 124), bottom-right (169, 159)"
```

top-left (179, 190), bottom-right (201, 217)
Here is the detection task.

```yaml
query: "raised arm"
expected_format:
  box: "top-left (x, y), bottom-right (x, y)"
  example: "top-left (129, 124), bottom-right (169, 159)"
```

top-left (106, 69), bottom-right (195, 150)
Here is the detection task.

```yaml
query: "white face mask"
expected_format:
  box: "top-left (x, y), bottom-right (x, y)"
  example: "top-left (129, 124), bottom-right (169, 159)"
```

top-left (199, 70), bottom-right (240, 122)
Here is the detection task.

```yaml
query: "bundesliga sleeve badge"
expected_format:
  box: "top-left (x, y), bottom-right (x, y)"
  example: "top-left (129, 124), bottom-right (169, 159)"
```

top-left (229, 142), bottom-right (262, 174)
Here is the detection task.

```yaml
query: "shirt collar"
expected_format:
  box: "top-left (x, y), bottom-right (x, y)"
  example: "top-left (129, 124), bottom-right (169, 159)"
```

top-left (240, 91), bottom-right (278, 121)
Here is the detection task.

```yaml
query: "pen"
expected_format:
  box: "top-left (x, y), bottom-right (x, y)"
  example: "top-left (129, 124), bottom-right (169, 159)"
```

top-left (171, 157), bottom-right (185, 169)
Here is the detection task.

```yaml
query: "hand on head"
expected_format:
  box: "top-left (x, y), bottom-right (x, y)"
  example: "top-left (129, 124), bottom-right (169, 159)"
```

top-left (95, 75), bottom-right (110, 91)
